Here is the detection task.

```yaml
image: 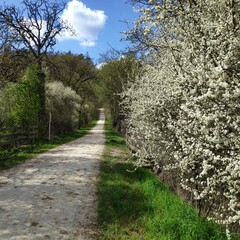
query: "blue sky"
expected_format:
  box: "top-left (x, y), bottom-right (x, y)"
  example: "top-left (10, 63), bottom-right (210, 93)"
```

top-left (4, 0), bottom-right (138, 63)
top-left (57, 0), bottom-right (138, 62)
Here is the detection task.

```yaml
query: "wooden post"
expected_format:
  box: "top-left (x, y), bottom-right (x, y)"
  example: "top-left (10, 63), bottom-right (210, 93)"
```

top-left (48, 111), bottom-right (52, 141)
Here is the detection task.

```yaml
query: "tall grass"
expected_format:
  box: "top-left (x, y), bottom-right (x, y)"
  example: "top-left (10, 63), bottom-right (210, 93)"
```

top-left (0, 120), bottom-right (98, 171)
top-left (98, 121), bottom-right (232, 240)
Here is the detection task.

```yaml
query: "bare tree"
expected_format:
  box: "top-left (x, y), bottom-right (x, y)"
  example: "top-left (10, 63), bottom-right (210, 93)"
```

top-left (0, 0), bottom-right (74, 138)
top-left (0, 0), bottom-right (73, 68)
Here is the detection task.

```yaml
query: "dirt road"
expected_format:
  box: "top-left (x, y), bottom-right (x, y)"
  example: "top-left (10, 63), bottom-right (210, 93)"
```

top-left (0, 110), bottom-right (105, 240)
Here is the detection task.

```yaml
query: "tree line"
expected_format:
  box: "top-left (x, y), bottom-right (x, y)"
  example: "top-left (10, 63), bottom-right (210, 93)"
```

top-left (98, 0), bottom-right (240, 239)
top-left (0, 0), bottom-right (99, 137)
top-left (0, 0), bottom-right (239, 238)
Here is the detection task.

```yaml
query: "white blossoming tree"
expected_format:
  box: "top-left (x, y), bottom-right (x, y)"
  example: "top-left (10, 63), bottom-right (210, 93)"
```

top-left (46, 81), bottom-right (81, 134)
top-left (123, 0), bottom-right (240, 236)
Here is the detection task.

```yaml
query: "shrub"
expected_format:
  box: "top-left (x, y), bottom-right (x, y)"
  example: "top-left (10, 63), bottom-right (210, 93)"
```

top-left (123, 0), bottom-right (240, 237)
top-left (3, 64), bottom-right (40, 127)
top-left (46, 81), bottom-right (81, 135)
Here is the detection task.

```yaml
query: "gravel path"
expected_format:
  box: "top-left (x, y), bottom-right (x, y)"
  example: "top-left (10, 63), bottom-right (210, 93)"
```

top-left (0, 110), bottom-right (105, 240)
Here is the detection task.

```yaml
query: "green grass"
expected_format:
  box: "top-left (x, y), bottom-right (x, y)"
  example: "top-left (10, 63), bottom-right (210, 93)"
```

top-left (104, 123), bottom-right (127, 150)
top-left (98, 121), bottom-right (235, 240)
top-left (0, 120), bottom-right (98, 171)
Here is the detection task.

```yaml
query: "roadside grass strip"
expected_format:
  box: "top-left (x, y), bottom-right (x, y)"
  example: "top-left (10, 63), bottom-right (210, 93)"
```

top-left (98, 121), bottom-right (232, 240)
top-left (0, 120), bottom-right (98, 171)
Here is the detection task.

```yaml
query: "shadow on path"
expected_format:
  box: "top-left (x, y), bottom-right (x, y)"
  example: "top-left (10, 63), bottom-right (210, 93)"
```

top-left (0, 109), bottom-right (106, 240)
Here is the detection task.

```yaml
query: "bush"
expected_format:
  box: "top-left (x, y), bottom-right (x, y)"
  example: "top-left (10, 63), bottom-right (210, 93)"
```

top-left (46, 81), bottom-right (81, 135)
top-left (123, 0), bottom-right (240, 237)
top-left (3, 64), bottom-right (40, 127)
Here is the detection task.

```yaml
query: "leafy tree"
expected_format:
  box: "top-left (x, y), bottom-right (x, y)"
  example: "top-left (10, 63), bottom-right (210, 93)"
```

top-left (46, 81), bottom-right (81, 135)
top-left (47, 52), bottom-right (99, 127)
top-left (4, 64), bottom-right (40, 127)
top-left (48, 52), bottom-right (97, 91)
top-left (0, 49), bottom-right (33, 90)
top-left (98, 53), bottom-right (141, 131)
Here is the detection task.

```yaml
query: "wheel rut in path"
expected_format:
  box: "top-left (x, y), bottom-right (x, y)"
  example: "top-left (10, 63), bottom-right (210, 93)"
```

top-left (0, 109), bottom-right (105, 240)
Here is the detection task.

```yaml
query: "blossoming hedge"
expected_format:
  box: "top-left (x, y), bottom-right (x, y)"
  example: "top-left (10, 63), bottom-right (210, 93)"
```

top-left (123, 0), bottom-right (240, 237)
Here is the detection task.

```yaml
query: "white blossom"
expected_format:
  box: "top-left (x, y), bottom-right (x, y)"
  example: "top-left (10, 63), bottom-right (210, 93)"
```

top-left (123, 0), bottom-right (240, 237)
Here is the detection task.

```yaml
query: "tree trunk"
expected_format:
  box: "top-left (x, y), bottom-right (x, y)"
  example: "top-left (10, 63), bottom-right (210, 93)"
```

top-left (37, 71), bottom-right (47, 140)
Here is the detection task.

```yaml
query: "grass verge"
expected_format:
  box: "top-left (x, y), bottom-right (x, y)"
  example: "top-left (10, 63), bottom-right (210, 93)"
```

top-left (0, 120), bottom-right (98, 171)
top-left (98, 121), bottom-right (232, 240)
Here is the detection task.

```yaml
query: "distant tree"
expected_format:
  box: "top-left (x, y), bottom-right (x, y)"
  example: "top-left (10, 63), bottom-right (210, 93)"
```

top-left (48, 52), bottom-right (97, 92)
top-left (98, 52), bottom-right (141, 131)
top-left (47, 52), bottom-right (99, 127)
top-left (46, 81), bottom-right (81, 135)
top-left (0, 0), bottom-right (73, 138)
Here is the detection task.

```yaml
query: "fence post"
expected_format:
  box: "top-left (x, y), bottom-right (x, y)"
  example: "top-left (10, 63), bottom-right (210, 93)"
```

top-left (48, 111), bottom-right (52, 141)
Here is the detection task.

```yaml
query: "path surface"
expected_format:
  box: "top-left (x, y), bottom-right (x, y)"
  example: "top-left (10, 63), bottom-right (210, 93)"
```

top-left (0, 110), bottom-right (105, 240)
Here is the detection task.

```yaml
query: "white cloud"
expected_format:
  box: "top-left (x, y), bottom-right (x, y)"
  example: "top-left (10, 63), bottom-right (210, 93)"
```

top-left (96, 62), bottom-right (105, 69)
top-left (60, 0), bottom-right (107, 47)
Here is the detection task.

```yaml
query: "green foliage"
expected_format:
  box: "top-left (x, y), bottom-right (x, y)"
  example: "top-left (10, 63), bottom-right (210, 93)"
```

top-left (0, 120), bottom-right (97, 171)
top-left (98, 54), bottom-right (140, 130)
top-left (48, 52), bottom-right (97, 93)
top-left (0, 88), bottom-right (10, 126)
top-left (47, 52), bottom-right (100, 128)
top-left (0, 49), bottom-right (32, 90)
top-left (4, 64), bottom-right (40, 126)
top-left (46, 81), bottom-right (81, 134)
top-left (0, 51), bottom-right (99, 135)
top-left (98, 122), bottom-right (230, 240)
